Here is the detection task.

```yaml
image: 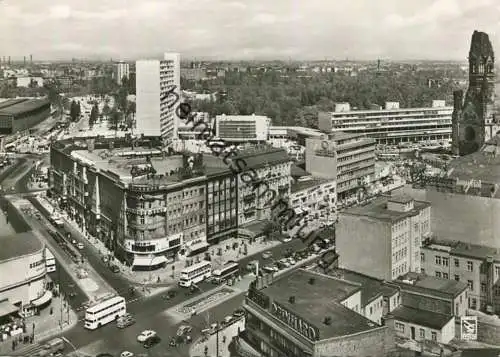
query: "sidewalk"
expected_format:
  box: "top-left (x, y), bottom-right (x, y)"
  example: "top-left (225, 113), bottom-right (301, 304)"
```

top-left (0, 294), bottom-right (78, 356)
top-left (10, 196), bottom-right (116, 302)
top-left (190, 318), bottom-right (245, 357)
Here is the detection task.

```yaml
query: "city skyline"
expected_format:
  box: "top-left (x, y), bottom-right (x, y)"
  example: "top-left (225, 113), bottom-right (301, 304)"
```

top-left (1, 0), bottom-right (499, 61)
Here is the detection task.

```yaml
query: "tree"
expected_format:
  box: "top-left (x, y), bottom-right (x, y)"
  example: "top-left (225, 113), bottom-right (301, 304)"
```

top-left (89, 104), bottom-right (99, 128)
top-left (108, 108), bottom-right (122, 135)
top-left (69, 101), bottom-right (79, 122)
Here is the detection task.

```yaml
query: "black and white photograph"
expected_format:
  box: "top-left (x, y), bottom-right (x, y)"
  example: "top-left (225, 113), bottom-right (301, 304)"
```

top-left (0, 0), bottom-right (499, 356)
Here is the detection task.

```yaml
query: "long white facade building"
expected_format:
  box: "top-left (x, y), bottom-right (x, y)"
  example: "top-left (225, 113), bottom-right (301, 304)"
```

top-left (136, 53), bottom-right (180, 145)
top-left (215, 114), bottom-right (270, 142)
top-left (318, 101), bottom-right (453, 145)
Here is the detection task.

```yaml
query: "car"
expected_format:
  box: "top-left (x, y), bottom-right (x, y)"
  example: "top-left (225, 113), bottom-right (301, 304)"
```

top-left (143, 335), bottom-right (161, 349)
top-left (169, 338), bottom-right (177, 347)
top-left (110, 264), bottom-right (120, 273)
top-left (71, 239), bottom-right (77, 245)
top-left (262, 251), bottom-right (273, 259)
top-left (223, 315), bottom-right (233, 324)
top-left (263, 265), bottom-right (278, 273)
top-left (137, 330), bottom-right (156, 342)
top-left (77, 243), bottom-right (84, 250)
top-left (120, 352), bottom-right (134, 357)
top-left (233, 308), bottom-right (245, 318)
top-left (176, 325), bottom-right (193, 336)
top-left (288, 258), bottom-right (297, 265)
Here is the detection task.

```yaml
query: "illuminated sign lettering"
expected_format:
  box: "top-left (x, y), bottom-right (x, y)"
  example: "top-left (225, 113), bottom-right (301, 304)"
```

top-left (271, 302), bottom-right (320, 341)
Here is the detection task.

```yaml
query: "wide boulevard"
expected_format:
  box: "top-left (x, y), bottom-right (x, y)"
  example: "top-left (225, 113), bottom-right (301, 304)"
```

top-left (1, 155), bottom-right (307, 357)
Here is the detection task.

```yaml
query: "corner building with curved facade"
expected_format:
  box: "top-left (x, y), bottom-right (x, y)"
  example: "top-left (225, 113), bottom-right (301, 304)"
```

top-left (0, 232), bottom-right (52, 319)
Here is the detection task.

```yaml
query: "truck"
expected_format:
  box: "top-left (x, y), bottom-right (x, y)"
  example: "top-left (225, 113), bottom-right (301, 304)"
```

top-left (33, 337), bottom-right (65, 356)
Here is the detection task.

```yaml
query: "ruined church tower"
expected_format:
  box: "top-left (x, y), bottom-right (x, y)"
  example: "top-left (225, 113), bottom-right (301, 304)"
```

top-left (452, 30), bottom-right (495, 156)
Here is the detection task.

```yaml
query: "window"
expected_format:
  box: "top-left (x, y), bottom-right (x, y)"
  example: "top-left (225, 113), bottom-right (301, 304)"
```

top-left (454, 258), bottom-right (459, 267)
top-left (481, 283), bottom-right (486, 293)
top-left (419, 329), bottom-right (425, 339)
top-left (442, 257), bottom-right (449, 267)
top-left (431, 331), bottom-right (437, 341)
top-left (454, 275), bottom-right (460, 281)
top-left (496, 266), bottom-right (500, 277)
top-left (467, 280), bottom-right (473, 291)
top-left (443, 273), bottom-right (449, 279)
top-left (421, 268), bottom-right (426, 274)
top-left (467, 261), bottom-right (473, 272)
top-left (395, 322), bottom-right (405, 332)
top-left (421, 252), bottom-right (425, 262)
top-left (435, 256), bottom-right (441, 265)
top-left (436, 271), bottom-right (442, 278)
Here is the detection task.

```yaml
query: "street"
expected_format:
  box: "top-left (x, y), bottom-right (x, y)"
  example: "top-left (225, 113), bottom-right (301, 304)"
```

top-left (1, 156), bottom-right (309, 357)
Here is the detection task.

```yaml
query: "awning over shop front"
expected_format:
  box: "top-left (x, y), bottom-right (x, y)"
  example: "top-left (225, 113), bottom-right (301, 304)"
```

top-left (133, 255), bottom-right (168, 267)
top-left (0, 300), bottom-right (19, 317)
top-left (31, 290), bottom-right (53, 307)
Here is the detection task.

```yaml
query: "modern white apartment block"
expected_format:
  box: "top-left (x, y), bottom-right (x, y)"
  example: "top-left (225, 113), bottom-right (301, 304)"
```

top-left (215, 114), bottom-right (270, 142)
top-left (135, 53), bottom-right (180, 145)
top-left (318, 101), bottom-right (453, 145)
top-left (114, 61), bottom-right (130, 85)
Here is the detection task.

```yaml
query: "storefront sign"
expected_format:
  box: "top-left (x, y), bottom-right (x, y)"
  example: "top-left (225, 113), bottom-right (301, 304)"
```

top-left (456, 178), bottom-right (481, 188)
top-left (271, 302), bottom-right (320, 341)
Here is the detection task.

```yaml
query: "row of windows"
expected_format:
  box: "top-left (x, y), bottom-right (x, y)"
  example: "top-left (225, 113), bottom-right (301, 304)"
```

top-left (392, 263), bottom-right (407, 279)
top-left (395, 322), bottom-right (437, 341)
top-left (30, 260), bottom-right (44, 269)
top-left (393, 247), bottom-right (408, 262)
top-left (422, 253), bottom-right (474, 272)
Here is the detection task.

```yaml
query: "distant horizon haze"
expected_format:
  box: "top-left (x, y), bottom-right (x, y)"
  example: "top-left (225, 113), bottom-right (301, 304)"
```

top-left (1, 0), bottom-right (499, 61)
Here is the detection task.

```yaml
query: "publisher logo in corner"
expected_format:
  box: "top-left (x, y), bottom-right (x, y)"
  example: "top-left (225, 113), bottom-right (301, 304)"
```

top-left (461, 316), bottom-right (478, 340)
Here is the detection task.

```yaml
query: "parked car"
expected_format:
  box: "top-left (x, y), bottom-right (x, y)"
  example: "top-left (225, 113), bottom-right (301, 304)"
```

top-left (109, 264), bottom-right (120, 273)
top-left (120, 351), bottom-right (134, 357)
top-left (176, 325), bottom-right (193, 336)
top-left (143, 335), bottom-right (161, 349)
top-left (262, 251), bottom-right (273, 259)
top-left (223, 315), bottom-right (233, 324)
top-left (233, 308), bottom-right (245, 318)
top-left (137, 330), bottom-right (156, 342)
top-left (77, 242), bottom-right (84, 250)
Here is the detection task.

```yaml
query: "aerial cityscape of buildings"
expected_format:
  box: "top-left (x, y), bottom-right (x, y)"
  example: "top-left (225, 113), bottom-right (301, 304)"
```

top-left (0, 21), bottom-right (499, 357)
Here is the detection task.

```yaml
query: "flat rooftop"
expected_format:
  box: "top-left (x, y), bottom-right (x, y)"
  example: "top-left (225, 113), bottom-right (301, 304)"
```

top-left (341, 196), bottom-right (431, 223)
top-left (389, 306), bottom-right (453, 330)
top-left (447, 134), bottom-right (500, 183)
top-left (394, 272), bottom-right (468, 298)
top-left (0, 231), bottom-right (44, 262)
top-left (291, 178), bottom-right (333, 193)
top-left (261, 269), bottom-right (380, 339)
top-left (0, 98), bottom-right (50, 116)
top-left (424, 238), bottom-right (500, 262)
top-left (330, 269), bottom-right (398, 306)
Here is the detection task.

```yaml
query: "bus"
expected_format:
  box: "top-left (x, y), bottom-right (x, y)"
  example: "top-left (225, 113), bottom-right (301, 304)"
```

top-left (212, 262), bottom-right (240, 284)
top-left (45, 248), bottom-right (56, 273)
top-left (179, 261), bottom-right (212, 288)
top-left (84, 295), bottom-right (126, 330)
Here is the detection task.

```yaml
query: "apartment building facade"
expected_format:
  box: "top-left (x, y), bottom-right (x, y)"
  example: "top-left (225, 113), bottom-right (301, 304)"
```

top-left (236, 148), bottom-right (292, 226)
top-left (305, 133), bottom-right (376, 200)
top-left (318, 101), bottom-right (453, 145)
top-left (289, 178), bottom-right (337, 226)
top-left (135, 52), bottom-right (180, 144)
top-left (337, 194), bottom-right (431, 281)
top-left (421, 238), bottom-right (500, 313)
top-left (114, 61), bottom-right (129, 85)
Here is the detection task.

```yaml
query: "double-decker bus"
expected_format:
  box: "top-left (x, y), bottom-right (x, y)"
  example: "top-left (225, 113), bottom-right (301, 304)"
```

top-left (45, 248), bottom-right (56, 273)
top-left (211, 262), bottom-right (239, 284)
top-left (84, 295), bottom-right (126, 330)
top-left (179, 261), bottom-right (212, 288)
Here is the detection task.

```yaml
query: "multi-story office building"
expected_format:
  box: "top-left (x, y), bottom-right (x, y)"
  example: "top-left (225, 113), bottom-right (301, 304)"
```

top-left (236, 147), bottom-right (292, 226)
top-left (49, 138), bottom-right (292, 269)
top-left (206, 167), bottom-right (238, 244)
top-left (135, 53), bottom-right (180, 144)
top-left (239, 269), bottom-right (395, 357)
top-left (114, 61), bottom-right (129, 85)
top-left (289, 178), bottom-right (337, 226)
top-left (337, 194), bottom-right (431, 280)
top-left (215, 114), bottom-right (270, 142)
top-left (420, 238), bottom-right (500, 313)
top-left (305, 133), bottom-right (376, 199)
top-left (0, 232), bottom-right (52, 318)
top-left (318, 101), bottom-right (453, 145)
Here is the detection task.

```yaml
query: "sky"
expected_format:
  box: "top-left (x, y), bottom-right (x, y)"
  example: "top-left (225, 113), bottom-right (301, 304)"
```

top-left (1, 0), bottom-right (499, 61)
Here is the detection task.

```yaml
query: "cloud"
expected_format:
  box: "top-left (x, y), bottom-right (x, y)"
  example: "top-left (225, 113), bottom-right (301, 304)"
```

top-left (0, 0), bottom-right (499, 60)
